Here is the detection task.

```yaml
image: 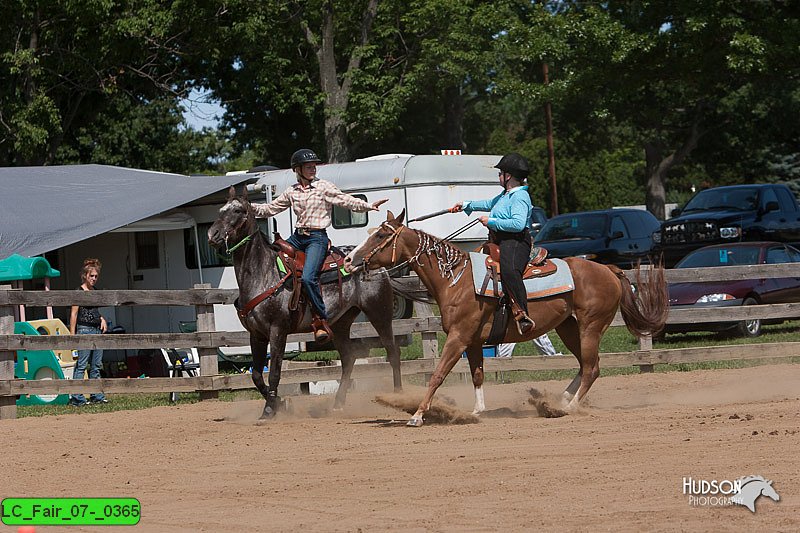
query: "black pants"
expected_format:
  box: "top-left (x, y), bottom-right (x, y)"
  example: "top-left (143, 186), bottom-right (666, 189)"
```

top-left (495, 229), bottom-right (532, 314)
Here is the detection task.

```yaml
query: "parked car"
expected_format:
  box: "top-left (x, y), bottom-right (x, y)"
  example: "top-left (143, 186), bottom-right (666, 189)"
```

top-left (665, 242), bottom-right (800, 337)
top-left (534, 208), bottom-right (661, 268)
top-left (653, 183), bottom-right (800, 267)
top-left (530, 206), bottom-right (548, 237)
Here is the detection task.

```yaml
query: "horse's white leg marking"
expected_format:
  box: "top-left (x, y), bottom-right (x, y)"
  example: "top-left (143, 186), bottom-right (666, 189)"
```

top-left (407, 409), bottom-right (425, 427)
top-left (566, 394), bottom-right (581, 412)
top-left (472, 385), bottom-right (485, 415)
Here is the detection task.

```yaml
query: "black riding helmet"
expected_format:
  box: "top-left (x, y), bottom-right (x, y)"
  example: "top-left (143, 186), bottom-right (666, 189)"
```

top-left (290, 148), bottom-right (322, 169)
top-left (494, 152), bottom-right (530, 180)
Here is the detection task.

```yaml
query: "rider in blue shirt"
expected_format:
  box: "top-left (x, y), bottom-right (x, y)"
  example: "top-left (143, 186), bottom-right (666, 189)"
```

top-left (452, 153), bottom-right (535, 334)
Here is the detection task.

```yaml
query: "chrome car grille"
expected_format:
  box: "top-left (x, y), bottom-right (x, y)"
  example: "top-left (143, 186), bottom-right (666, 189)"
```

top-left (662, 220), bottom-right (718, 244)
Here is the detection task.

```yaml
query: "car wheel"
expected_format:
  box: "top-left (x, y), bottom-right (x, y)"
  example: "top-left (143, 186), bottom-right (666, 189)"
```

top-left (737, 297), bottom-right (762, 338)
top-left (393, 294), bottom-right (413, 319)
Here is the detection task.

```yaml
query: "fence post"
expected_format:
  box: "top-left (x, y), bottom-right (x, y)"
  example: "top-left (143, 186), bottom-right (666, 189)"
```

top-left (638, 333), bottom-right (654, 373)
top-left (194, 283), bottom-right (219, 400)
top-left (0, 285), bottom-right (17, 420)
top-left (415, 303), bottom-right (439, 359)
top-left (414, 302), bottom-right (438, 383)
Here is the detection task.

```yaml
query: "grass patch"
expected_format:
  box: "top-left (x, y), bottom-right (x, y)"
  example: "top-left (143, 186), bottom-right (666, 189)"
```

top-left (18, 390), bottom-right (263, 419)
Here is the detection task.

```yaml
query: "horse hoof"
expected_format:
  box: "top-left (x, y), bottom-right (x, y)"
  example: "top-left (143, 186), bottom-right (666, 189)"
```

top-left (260, 396), bottom-right (283, 419)
top-left (406, 417), bottom-right (424, 427)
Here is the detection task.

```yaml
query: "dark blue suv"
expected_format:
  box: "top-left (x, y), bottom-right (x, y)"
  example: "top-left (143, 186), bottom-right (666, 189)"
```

top-left (534, 208), bottom-right (661, 268)
top-left (530, 206), bottom-right (548, 237)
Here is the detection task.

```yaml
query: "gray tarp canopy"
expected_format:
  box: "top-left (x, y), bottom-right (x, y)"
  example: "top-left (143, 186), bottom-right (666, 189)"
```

top-left (0, 164), bottom-right (250, 259)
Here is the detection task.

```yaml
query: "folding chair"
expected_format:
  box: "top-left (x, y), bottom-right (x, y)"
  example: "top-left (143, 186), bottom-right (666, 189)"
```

top-left (161, 347), bottom-right (200, 403)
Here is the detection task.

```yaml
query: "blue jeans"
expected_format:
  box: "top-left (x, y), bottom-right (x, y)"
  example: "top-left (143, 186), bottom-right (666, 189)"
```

top-left (286, 229), bottom-right (329, 319)
top-left (70, 325), bottom-right (106, 404)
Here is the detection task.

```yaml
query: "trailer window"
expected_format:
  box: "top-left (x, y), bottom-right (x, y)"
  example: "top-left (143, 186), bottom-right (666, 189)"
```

top-left (135, 232), bottom-right (160, 269)
top-left (332, 194), bottom-right (369, 229)
top-left (184, 221), bottom-right (269, 269)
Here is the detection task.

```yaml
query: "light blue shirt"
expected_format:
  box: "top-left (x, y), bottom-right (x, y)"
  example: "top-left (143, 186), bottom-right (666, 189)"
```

top-left (463, 186), bottom-right (533, 232)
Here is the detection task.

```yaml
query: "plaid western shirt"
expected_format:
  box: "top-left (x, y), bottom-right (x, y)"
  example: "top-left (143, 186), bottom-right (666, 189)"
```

top-left (252, 178), bottom-right (373, 229)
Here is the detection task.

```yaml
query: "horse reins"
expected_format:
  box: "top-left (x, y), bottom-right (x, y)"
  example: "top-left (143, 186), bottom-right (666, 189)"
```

top-left (360, 215), bottom-right (481, 276)
top-left (220, 200), bottom-right (295, 319)
top-left (224, 200), bottom-right (258, 255)
top-left (225, 232), bottom-right (256, 255)
top-left (237, 270), bottom-right (293, 320)
top-left (442, 218), bottom-right (481, 241)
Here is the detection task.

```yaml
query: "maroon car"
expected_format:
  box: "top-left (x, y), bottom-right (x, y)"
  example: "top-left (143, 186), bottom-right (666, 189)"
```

top-left (666, 242), bottom-right (800, 337)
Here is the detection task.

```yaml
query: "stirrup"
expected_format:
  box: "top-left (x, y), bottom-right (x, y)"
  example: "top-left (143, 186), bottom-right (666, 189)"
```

top-left (312, 318), bottom-right (334, 343)
top-left (510, 304), bottom-right (535, 335)
top-left (516, 317), bottom-right (535, 336)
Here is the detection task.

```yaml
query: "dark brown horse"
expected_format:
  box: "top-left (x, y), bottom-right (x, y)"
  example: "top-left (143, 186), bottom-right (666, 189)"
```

top-left (344, 210), bottom-right (668, 427)
top-left (208, 187), bottom-right (402, 418)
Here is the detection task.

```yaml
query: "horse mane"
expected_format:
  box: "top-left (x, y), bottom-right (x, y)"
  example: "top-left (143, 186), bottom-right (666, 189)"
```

top-left (405, 227), bottom-right (469, 286)
top-left (738, 475), bottom-right (769, 486)
top-left (408, 228), bottom-right (467, 260)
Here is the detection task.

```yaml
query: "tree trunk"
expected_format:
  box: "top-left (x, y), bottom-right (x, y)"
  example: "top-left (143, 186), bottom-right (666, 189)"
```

top-left (324, 109), bottom-right (350, 163)
top-left (301, 0), bottom-right (380, 163)
top-left (644, 143), bottom-right (667, 220)
top-left (316, 3), bottom-right (349, 162)
top-left (443, 86), bottom-right (465, 151)
top-left (644, 116), bottom-right (705, 220)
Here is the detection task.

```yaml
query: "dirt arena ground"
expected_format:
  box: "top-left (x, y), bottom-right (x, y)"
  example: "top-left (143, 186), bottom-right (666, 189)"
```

top-left (2, 363), bottom-right (799, 532)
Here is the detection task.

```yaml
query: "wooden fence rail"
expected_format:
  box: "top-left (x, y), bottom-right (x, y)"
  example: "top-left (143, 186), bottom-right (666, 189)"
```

top-left (2, 262), bottom-right (800, 419)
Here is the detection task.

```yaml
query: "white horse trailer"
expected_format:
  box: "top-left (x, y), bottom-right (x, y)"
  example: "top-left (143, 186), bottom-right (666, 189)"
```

top-left (228, 153), bottom-right (505, 321)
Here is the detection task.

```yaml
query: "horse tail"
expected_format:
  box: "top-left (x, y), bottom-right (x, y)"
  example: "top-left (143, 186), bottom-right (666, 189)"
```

top-left (610, 263), bottom-right (669, 338)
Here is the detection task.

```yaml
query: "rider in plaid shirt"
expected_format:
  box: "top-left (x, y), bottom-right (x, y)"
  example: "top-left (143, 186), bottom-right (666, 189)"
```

top-left (253, 149), bottom-right (387, 342)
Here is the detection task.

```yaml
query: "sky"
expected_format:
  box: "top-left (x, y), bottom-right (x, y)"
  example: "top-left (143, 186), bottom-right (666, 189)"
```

top-left (181, 87), bottom-right (225, 130)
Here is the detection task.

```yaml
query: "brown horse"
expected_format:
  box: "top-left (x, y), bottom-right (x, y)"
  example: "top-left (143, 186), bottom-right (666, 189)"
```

top-left (344, 210), bottom-right (668, 427)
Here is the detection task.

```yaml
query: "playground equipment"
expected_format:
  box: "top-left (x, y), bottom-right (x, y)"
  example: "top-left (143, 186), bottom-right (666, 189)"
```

top-left (0, 254), bottom-right (60, 321)
top-left (1, 254), bottom-right (71, 405)
top-left (14, 322), bottom-right (69, 406)
top-left (28, 318), bottom-right (75, 369)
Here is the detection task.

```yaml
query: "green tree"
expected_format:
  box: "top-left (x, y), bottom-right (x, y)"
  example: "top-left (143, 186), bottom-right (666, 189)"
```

top-left (498, 0), bottom-right (800, 218)
top-left (187, 0), bottom-right (395, 163)
top-left (54, 95), bottom-right (227, 175)
top-left (188, 1), bottom-right (532, 163)
top-left (0, 0), bottom-right (190, 166)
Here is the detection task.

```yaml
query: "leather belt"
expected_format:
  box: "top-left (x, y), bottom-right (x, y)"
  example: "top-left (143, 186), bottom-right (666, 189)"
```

top-left (295, 227), bottom-right (323, 236)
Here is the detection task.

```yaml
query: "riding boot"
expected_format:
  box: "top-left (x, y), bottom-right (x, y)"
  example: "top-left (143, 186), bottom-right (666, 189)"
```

top-left (511, 302), bottom-right (535, 335)
top-left (311, 316), bottom-right (334, 343)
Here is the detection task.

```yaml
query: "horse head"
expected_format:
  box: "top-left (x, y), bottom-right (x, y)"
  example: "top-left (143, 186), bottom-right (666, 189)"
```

top-left (208, 186), bottom-right (258, 252)
top-left (344, 209), bottom-right (406, 273)
top-left (731, 476), bottom-right (780, 512)
top-left (757, 478), bottom-right (780, 502)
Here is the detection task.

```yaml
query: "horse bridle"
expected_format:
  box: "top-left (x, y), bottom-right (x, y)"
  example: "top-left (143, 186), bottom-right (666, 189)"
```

top-left (361, 222), bottom-right (406, 271)
top-left (224, 199), bottom-right (256, 254)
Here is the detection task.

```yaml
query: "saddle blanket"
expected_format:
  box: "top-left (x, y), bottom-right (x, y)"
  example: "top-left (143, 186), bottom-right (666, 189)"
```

top-left (469, 252), bottom-right (574, 300)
